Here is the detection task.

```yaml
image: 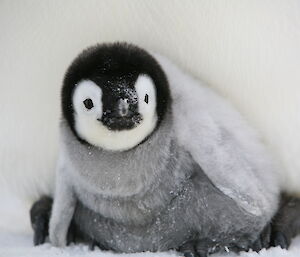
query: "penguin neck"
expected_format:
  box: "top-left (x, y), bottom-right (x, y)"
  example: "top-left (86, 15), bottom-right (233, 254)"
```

top-left (60, 110), bottom-right (176, 197)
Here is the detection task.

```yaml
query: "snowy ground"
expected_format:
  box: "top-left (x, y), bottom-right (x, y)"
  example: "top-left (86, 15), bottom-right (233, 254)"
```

top-left (0, 192), bottom-right (299, 257)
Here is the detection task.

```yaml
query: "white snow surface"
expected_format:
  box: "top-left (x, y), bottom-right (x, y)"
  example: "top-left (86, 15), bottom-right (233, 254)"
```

top-left (0, 192), bottom-right (299, 257)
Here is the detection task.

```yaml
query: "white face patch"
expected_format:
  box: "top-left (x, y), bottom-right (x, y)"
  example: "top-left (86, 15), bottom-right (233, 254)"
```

top-left (72, 76), bottom-right (158, 151)
top-left (73, 80), bottom-right (103, 119)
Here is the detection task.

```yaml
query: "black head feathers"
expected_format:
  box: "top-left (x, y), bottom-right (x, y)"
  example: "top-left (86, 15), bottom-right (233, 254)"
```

top-left (61, 42), bottom-right (171, 141)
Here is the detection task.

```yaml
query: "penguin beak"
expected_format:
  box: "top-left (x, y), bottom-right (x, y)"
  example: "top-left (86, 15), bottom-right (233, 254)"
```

top-left (99, 99), bottom-right (142, 131)
top-left (100, 113), bottom-right (142, 131)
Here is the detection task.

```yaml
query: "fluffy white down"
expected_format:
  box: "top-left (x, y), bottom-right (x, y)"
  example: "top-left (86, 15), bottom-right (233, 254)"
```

top-left (154, 54), bottom-right (280, 217)
top-left (1, 0), bottom-right (299, 202)
top-left (73, 76), bottom-right (157, 151)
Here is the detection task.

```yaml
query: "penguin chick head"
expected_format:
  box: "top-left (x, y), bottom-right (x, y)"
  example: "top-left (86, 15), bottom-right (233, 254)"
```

top-left (62, 43), bottom-right (170, 151)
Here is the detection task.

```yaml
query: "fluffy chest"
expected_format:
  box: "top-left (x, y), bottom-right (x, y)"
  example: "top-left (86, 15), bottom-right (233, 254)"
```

top-left (70, 146), bottom-right (192, 225)
top-left (65, 137), bottom-right (172, 197)
top-left (63, 143), bottom-right (193, 225)
top-left (60, 122), bottom-right (193, 224)
top-left (60, 117), bottom-right (174, 196)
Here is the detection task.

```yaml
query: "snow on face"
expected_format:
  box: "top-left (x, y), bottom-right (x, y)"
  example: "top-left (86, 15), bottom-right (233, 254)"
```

top-left (72, 76), bottom-right (158, 151)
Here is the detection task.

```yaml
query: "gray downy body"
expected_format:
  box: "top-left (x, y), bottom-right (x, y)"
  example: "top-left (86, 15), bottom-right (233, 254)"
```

top-left (59, 110), bottom-right (268, 254)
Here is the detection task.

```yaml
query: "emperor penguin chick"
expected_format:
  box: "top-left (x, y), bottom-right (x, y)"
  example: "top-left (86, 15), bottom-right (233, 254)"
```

top-left (49, 43), bottom-right (280, 256)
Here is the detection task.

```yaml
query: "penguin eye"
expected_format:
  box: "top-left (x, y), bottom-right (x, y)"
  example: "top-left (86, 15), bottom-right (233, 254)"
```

top-left (83, 98), bottom-right (94, 110)
top-left (144, 94), bottom-right (149, 104)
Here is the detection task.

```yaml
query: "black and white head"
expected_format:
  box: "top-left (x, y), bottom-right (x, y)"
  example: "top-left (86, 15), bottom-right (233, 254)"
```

top-left (62, 43), bottom-right (170, 151)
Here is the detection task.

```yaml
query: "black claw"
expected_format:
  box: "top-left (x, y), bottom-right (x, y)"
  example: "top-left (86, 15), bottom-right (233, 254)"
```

top-left (179, 240), bottom-right (200, 257)
top-left (34, 234), bottom-right (44, 246)
top-left (251, 223), bottom-right (272, 252)
top-left (67, 220), bottom-right (77, 245)
top-left (183, 251), bottom-right (199, 257)
top-left (271, 231), bottom-right (289, 249)
top-left (260, 223), bottom-right (272, 249)
top-left (89, 241), bottom-right (97, 251)
top-left (195, 243), bottom-right (209, 257)
top-left (33, 222), bottom-right (47, 246)
top-left (87, 238), bottom-right (108, 251)
top-left (32, 215), bottom-right (48, 246)
top-left (196, 250), bottom-right (207, 257)
top-left (252, 238), bottom-right (262, 253)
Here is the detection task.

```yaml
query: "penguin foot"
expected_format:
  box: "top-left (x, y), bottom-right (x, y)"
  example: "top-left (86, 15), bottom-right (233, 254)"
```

top-left (179, 240), bottom-right (208, 257)
top-left (251, 193), bottom-right (300, 251)
top-left (251, 223), bottom-right (272, 252)
top-left (30, 196), bottom-right (53, 246)
top-left (271, 231), bottom-right (289, 249)
top-left (88, 238), bottom-right (109, 251)
top-left (269, 194), bottom-right (300, 250)
top-left (88, 240), bottom-right (98, 251)
top-left (183, 251), bottom-right (202, 257)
